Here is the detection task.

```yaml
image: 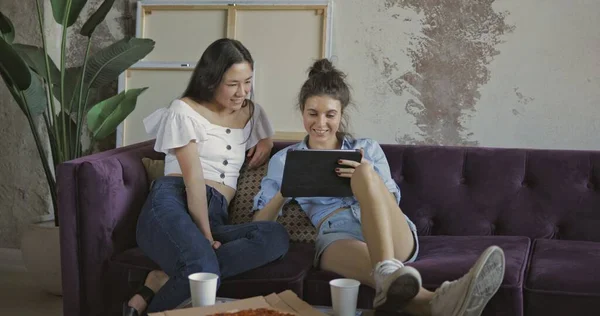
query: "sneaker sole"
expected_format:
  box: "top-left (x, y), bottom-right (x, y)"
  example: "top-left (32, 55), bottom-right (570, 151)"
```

top-left (455, 246), bottom-right (506, 316)
top-left (374, 266), bottom-right (422, 314)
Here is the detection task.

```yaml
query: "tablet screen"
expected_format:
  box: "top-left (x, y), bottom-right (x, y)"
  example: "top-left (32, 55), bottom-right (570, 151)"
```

top-left (281, 149), bottom-right (362, 197)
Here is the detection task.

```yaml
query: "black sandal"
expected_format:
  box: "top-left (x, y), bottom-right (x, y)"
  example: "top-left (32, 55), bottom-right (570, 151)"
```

top-left (122, 285), bottom-right (155, 316)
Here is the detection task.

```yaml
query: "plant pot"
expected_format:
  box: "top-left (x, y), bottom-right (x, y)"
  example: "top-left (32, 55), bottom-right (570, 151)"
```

top-left (21, 220), bottom-right (62, 296)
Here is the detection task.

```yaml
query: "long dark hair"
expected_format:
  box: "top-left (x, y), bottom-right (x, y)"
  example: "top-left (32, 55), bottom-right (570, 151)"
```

top-left (182, 38), bottom-right (255, 142)
top-left (298, 58), bottom-right (353, 140)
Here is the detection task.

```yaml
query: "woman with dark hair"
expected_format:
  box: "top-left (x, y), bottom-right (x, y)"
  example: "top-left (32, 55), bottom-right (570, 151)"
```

top-left (252, 58), bottom-right (506, 316)
top-left (122, 38), bottom-right (290, 316)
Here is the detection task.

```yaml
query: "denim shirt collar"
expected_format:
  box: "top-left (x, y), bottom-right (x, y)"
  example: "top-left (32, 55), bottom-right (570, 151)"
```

top-left (298, 135), bottom-right (353, 150)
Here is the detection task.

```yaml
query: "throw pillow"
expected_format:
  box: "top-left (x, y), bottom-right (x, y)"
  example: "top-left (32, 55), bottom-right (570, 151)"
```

top-left (142, 157), bottom-right (165, 183)
top-left (229, 162), bottom-right (317, 243)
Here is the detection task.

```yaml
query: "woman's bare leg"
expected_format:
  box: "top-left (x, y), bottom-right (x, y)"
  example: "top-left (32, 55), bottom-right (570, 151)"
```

top-left (320, 239), bottom-right (375, 287)
top-left (350, 163), bottom-right (415, 265)
top-left (325, 163), bottom-right (507, 316)
top-left (127, 270), bottom-right (169, 313)
top-left (320, 239), bottom-right (434, 316)
top-left (350, 163), bottom-right (415, 262)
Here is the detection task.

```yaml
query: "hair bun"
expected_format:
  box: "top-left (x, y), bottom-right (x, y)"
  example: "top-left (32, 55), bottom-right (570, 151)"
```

top-left (308, 58), bottom-right (336, 78)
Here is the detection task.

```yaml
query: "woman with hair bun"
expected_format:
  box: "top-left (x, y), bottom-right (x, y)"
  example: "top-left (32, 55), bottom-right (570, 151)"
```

top-left (252, 58), bottom-right (506, 316)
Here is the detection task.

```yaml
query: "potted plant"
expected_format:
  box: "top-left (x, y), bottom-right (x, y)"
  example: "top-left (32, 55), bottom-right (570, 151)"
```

top-left (0, 0), bottom-right (154, 295)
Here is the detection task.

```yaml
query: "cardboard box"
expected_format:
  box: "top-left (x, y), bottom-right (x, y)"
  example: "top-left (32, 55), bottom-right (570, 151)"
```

top-left (148, 290), bottom-right (328, 316)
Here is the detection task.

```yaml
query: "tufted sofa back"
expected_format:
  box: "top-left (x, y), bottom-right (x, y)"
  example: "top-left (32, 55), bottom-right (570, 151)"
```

top-left (138, 141), bottom-right (600, 243)
top-left (381, 144), bottom-right (600, 241)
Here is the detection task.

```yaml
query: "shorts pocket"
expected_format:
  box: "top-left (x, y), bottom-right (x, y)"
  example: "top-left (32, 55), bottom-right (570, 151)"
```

top-left (321, 211), bottom-right (354, 234)
top-left (327, 218), bottom-right (350, 229)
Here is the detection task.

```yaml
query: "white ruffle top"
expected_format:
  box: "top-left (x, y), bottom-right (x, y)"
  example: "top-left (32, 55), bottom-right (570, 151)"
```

top-left (143, 99), bottom-right (274, 190)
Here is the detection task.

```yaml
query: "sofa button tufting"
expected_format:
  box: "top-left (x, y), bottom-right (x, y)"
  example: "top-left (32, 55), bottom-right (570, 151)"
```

top-left (428, 218), bottom-right (435, 227)
top-left (460, 177), bottom-right (467, 184)
top-left (587, 182), bottom-right (594, 190)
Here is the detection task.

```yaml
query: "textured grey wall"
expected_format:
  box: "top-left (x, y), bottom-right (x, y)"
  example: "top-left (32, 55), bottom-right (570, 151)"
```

top-left (0, 0), bottom-right (127, 249)
top-left (335, 0), bottom-right (600, 148)
top-left (0, 0), bottom-right (50, 248)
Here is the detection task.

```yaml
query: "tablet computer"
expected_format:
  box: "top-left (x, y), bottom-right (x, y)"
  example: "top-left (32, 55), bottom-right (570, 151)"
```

top-left (281, 149), bottom-right (362, 197)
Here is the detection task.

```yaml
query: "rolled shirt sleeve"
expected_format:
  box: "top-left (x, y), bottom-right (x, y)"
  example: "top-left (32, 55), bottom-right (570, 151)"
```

top-left (252, 149), bottom-right (289, 215)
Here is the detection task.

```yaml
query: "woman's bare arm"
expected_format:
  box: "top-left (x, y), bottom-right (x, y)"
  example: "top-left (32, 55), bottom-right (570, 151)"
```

top-left (252, 191), bottom-right (287, 222)
top-left (175, 141), bottom-right (213, 243)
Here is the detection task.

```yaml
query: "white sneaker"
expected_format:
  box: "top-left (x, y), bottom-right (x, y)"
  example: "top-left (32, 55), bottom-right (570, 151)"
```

top-left (373, 259), bottom-right (422, 312)
top-left (431, 246), bottom-right (506, 316)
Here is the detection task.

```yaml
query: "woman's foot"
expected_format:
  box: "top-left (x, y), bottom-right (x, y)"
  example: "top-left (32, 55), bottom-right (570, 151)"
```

top-left (124, 270), bottom-right (169, 315)
top-left (373, 259), bottom-right (422, 312)
top-left (430, 246), bottom-right (505, 316)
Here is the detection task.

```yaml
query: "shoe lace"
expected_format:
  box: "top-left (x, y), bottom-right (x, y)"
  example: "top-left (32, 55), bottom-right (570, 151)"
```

top-left (432, 275), bottom-right (466, 306)
top-left (373, 259), bottom-right (403, 279)
top-left (379, 262), bottom-right (401, 275)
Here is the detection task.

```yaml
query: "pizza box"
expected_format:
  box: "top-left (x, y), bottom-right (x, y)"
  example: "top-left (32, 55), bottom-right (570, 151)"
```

top-left (148, 290), bottom-right (328, 316)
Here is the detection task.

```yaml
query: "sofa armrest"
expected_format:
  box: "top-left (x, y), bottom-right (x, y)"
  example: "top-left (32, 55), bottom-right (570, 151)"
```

top-left (57, 140), bottom-right (162, 316)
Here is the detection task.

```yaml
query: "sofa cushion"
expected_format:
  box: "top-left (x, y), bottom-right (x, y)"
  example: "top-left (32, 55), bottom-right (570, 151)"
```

top-left (524, 239), bottom-right (600, 316)
top-left (109, 242), bottom-right (315, 298)
top-left (303, 236), bottom-right (530, 316)
top-left (216, 242), bottom-right (315, 299)
top-left (228, 162), bottom-right (317, 243)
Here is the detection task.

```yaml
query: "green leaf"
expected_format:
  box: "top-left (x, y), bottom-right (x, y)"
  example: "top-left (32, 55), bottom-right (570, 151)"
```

top-left (0, 37), bottom-right (31, 90)
top-left (12, 44), bottom-right (61, 83)
top-left (0, 11), bottom-right (15, 44)
top-left (0, 70), bottom-right (26, 114)
top-left (50, 0), bottom-right (89, 27)
top-left (80, 0), bottom-right (116, 37)
top-left (84, 38), bottom-right (154, 90)
top-left (22, 69), bottom-right (47, 117)
top-left (87, 87), bottom-right (147, 139)
top-left (0, 69), bottom-right (46, 122)
top-left (51, 66), bottom-right (82, 112)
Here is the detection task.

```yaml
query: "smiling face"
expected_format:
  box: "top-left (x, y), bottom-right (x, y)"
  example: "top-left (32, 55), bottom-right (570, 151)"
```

top-left (213, 62), bottom-right (253, 111)
top-left (302, 95), bottom-right (342, 149)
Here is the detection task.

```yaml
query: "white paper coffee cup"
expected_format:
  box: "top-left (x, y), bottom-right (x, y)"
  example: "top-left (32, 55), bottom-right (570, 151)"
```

top-left (188, 272), bottom-right (219, 307)
top-left (330, 278), bottom-right (360, 316)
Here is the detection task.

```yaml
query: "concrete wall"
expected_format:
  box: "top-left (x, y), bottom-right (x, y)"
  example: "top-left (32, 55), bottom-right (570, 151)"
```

top-left (0, 0), bottom-right (50, 249)
top-left (337, 0), bottom-right (600, 149)
top-left (0, 0), bottom-right (126, 248)
top-left (1, 0), bottom-right (599, 248)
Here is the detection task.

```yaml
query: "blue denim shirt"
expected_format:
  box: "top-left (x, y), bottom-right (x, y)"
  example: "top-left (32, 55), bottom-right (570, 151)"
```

top-left (252, 136), bottom-right (401, 227)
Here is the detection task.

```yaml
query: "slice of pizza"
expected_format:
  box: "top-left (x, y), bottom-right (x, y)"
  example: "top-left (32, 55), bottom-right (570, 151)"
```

top-left (208, 307), bottom-right (297, 316)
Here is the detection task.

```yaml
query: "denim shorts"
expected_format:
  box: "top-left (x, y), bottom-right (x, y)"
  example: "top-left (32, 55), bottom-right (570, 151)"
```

top-left (313, 209), bottom-right (420, 267)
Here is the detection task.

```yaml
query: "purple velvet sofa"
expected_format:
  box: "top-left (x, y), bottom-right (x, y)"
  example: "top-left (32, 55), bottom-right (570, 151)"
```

top-left (57, 140), bottom-right (600, 316)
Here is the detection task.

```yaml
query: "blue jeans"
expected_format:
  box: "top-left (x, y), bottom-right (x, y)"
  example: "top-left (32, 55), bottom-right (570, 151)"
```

top-left (136, 176), bottom-right (290, 313)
